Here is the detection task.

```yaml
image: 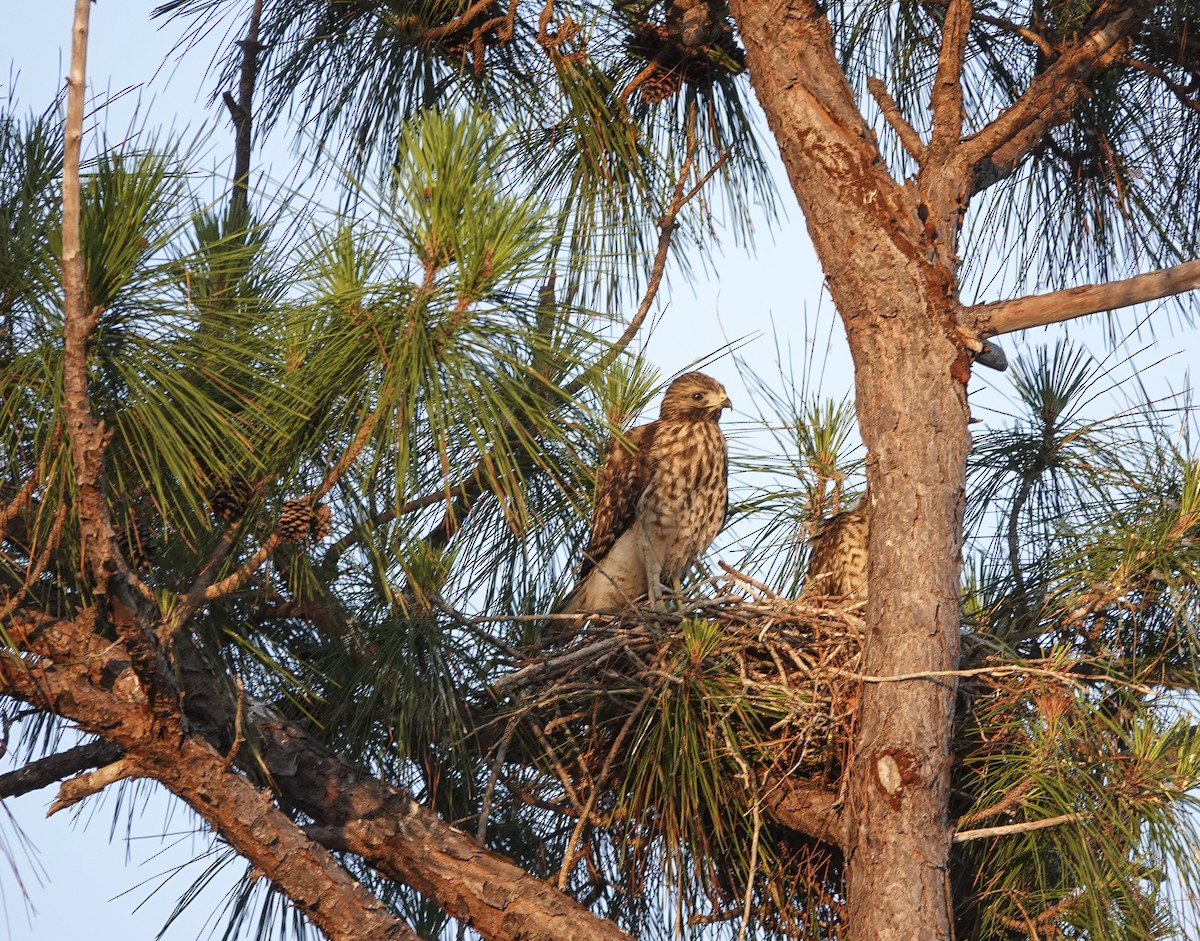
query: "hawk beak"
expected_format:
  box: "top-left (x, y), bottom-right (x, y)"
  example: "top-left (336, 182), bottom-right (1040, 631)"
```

top-left (721, 396), bottom-right (732, 411)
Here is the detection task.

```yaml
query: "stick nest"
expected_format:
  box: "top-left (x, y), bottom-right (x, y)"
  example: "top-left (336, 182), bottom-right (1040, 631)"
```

top-left (492, 574), bottom-right (868, 817)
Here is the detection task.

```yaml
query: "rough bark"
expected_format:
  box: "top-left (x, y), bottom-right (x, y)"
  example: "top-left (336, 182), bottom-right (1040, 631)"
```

top-left (3, 607), bottom-right (635, 941)
top-left (726, 3), bottom-right (971, 939)
top-left (725, 2), bottom-right (1160, 939)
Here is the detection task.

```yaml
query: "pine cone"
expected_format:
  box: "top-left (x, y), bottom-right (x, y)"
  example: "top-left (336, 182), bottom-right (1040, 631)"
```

top-left (641, 67), bottom-right (682, 104)
top-left (312, 503), bottom-right (332, 542)
top-left (278, 499), bottom-right (316, 542)
top-left (210, 475), bottom-right (252, 522)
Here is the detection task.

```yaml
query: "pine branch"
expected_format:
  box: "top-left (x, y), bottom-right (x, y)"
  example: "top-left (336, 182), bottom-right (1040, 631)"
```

top-left (4, 606), bottom-right (636, 941)
top-left (968, 259), bottom-right (1200, 337)
top-left (61, 0), bottom-right (107, 581)
top-left (961, 2), bottom-right (1150, 193)
top-left (183, 409), bottom-right (379, 618)
top-left (953, 812), bottom-right (1083, 843)
top-left (0, 740), bottom-right (123, 799)
top-left (868, 77), bottom-right (925, 161)
top-left (0, 626), bottom-right (415, 941)
top-left (60, 0), bottom-right (170, 700)
top-left (927, 0), bottom-right (971, 156)
top-left (410, 137), bottom-right (718, 560)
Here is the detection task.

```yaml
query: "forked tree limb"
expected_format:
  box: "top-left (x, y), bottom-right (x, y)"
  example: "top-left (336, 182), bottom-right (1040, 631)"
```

top-left (961, 2), bottom-right (1150, 193)
top-left (247, 707), bottom-right (637, 941)
top-left (967, 258), bottom-right (1200, 337)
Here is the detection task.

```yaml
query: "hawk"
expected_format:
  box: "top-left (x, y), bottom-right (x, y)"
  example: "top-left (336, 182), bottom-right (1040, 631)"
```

top-left (803, 488), bottom-right (868, 599)
top-left (559, 371), bottom-right (732, 615)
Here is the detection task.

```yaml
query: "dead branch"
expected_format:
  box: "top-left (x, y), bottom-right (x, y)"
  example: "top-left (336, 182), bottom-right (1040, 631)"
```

top-left (224, 0), bottom-right (264, 218)
top-left (0, 740), bottom-right (123, 799)
top-left (867, 77), bottom-right (926, 161)
top-left (48, 756), bottom-right (136, 815)
top-left (952, 812), bottom-right (1083, 843)
top-left (60, 0), bottom-right (169, 699)
top-left (967, 258), bottom-right (1200, 337)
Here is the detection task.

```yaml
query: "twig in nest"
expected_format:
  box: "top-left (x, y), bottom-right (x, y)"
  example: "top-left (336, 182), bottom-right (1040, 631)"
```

top-left (476, 710), bottom-right (522, 842)
top-left (557, 685), bottom-right (655, 890)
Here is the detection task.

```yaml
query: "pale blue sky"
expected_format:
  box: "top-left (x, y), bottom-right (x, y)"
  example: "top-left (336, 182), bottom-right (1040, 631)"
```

top-left (2, 3), bottom-right (1198, 939)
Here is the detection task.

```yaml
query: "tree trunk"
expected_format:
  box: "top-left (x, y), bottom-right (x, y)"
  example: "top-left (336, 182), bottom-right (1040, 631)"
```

top-left (728, 3), bottom-right (972, 938)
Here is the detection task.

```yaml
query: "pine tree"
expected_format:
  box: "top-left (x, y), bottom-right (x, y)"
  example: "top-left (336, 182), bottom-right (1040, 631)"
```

top-left (4, 2), bottom-right (1200, 940)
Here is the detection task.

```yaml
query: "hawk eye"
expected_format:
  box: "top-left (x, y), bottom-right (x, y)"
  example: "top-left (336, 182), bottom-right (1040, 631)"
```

top-left (691, 392), bottom-right (704, 401)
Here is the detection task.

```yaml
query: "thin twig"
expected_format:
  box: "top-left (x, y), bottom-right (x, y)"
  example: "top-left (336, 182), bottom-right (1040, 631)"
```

top-left (201, 533), bottom-right (282, 603)
top-left (434, 596), bottom-right (523, 660)
top-left (1124, 55), bottom-right (1200, 112)
top-left (952, 812), bottom-right (1083, 843)
top-left (826, 662), bottom-right (1150, 693)
top-left (0, 500), bottom-right (68, 623)
top-left (476, 711), bottom-right (522, 842)
top-left (491, 634), bottom-right (632, 694)
top-left (221, 676), bottom-right (246, 771)
top-left (556, 685), bottom-right (654, 890)
top-left (583, 136), bottom-right (702, 384)
top-left (321, 487), bottom-right (456, 569)
top-left (717, 561), bottom-right (780, 601)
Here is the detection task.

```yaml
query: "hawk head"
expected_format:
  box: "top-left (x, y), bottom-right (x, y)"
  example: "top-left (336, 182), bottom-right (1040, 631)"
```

top-left (659, 371), bottom-right (732, 422)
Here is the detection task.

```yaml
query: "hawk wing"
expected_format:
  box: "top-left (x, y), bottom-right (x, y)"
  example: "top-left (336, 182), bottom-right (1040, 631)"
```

top-left (555, 422), bottom-right (657, 617)
top-left (576, 421), bottom-right (657, 582)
